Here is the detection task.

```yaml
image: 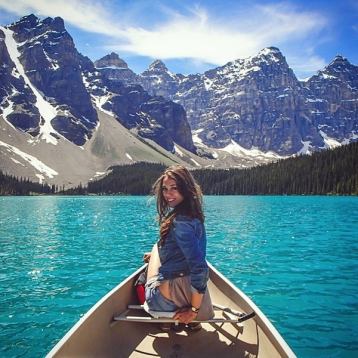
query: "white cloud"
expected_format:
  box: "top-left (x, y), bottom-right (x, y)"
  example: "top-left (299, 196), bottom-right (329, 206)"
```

top-left (0, 0), bottom-right (328, 74)
top-left (254, 3), bottom-right (326, 41)
top-left (111, 3), bottom-right (327, 66)
top-left (286, 55), bottom-right (327, 79)
top-left (0, 0), bottom-right (123, 36)
top-left (117, 11), bottom-right (255, 64)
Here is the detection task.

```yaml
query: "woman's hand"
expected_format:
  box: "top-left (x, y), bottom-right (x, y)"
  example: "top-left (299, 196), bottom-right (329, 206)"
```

top-left (173, 308), bottom-right (198, 324)
top-left (143, 252), bottom-right (151, 263)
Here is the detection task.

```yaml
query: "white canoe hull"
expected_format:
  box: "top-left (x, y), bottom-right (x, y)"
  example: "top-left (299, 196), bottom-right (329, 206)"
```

top-left (47, 263), bottom-right (296, 357)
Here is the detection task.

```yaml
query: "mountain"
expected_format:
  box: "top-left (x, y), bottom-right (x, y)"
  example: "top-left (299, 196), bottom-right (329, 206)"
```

top-left (0, 15), bottom-right (204, 187)
top-left (0, 15), bottom-right (196, 153)
top-left (303, 55), bottom-right (358, 145)
top-left (1, 14), bottom-right (357, 187)
top-left (82, 59), bottom-right (196, 154)
top-left (0, 14), bottom-right (97, 146)
top-left (98, 48), bottom-right (358, 156)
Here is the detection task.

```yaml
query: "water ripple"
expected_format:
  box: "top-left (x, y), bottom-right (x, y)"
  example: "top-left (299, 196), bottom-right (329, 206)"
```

top-left (0, 195), bottom-right (357, 357)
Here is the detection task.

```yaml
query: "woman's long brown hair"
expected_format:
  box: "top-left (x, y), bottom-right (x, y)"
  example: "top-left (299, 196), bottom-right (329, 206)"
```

top-left (152, 165), bottom-right (204, 245)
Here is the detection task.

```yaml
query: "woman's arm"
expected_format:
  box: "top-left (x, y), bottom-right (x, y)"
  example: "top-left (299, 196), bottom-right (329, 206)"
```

top-left (191, 291), bottom-right (203, 310)
top-left (173, 219), bottom-right (209, 294)
top-left (173, 218), bottom-right (208, 323)
top-left (173, 291), bottom-right (203, 324)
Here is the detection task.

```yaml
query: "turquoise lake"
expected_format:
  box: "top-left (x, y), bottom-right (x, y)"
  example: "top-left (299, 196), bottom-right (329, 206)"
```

top-left (0, 196), bottom-right (357, 357)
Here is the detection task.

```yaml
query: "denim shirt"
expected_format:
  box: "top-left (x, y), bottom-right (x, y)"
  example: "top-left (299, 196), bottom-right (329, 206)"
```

top-left (158, 214), bottom-right (209, 294)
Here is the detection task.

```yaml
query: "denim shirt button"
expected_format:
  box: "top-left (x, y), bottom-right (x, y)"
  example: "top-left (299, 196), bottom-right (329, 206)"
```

top-left (179, 272), bottom-right (184, 277)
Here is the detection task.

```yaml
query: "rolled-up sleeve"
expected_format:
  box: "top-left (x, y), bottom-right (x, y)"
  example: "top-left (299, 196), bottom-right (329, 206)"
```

top-left (173, 219), bottom-right (209, 294)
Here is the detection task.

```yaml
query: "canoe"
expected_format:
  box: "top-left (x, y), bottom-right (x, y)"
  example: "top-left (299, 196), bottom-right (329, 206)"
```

top-left (47, 263), bottom-right (296, 357)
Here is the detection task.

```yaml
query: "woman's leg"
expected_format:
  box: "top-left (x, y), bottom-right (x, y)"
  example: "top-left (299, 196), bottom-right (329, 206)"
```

top-left (147, 243), bottom-right (160, 278)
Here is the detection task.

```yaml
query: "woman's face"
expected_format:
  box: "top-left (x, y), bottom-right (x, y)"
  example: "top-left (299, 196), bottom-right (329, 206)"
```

top-left (162, 176), bottom-right (184, 208)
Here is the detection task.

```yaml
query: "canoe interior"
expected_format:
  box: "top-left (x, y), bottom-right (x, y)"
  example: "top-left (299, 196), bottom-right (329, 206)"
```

top-left (48, 264), bottom-right (295, 357)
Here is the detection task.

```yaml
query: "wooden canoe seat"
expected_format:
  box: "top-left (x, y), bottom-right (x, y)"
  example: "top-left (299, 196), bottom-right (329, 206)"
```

top-left (112, 303), bottom-right (255, 325)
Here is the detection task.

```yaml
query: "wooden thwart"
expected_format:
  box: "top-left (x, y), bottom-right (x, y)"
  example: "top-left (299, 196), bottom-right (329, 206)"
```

top-left (112, 303), bottom-right (255, 325)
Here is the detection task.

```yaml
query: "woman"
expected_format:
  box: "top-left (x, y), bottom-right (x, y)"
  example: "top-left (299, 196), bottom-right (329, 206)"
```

top-left (144, 165), bottom-right (213, 330)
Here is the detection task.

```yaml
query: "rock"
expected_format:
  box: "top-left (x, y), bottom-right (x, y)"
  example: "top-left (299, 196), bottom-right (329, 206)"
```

top-left (94, 53), bottom-right (138, 85)
top-left (108, 46), bottom-right (357, 155)
top-left (5, 14), bottom-right (98, 145)
top-left (0, 26), bottom-right (41, 134)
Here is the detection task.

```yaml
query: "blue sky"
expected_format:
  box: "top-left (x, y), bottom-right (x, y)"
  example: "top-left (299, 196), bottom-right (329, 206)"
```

top-left (0, 0), bottom-right (357, 79)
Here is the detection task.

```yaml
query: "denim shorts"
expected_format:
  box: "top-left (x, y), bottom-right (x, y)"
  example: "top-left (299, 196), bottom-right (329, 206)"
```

top-left (145, 276), bottom-right (177, 312)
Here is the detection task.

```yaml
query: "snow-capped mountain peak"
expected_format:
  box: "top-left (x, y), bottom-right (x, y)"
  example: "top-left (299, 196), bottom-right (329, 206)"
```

top-left (258, 46), bottom-right (283, 57)
top-left (146, 59), bottom-right (168, 73)
top-left (96, 45), bottom-right (357, 157)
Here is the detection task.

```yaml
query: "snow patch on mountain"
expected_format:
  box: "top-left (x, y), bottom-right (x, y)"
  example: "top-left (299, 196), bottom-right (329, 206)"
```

top-left (11, 157), bottom-right (25, 166)
top-left (174, 144), bottom-right (184, 157)
top-left (222, 140), bottom-right (283, 160)
top-left (93, 94), bottom-right (115, 117)
top-left (43, 49), bottom-right (59, 70)
top-left (203, 78), bottom-right (213, 91)
top-left (319, 130), bottom-right (341, 148)
top-left (125, 152), bottom-right (133, 161)
top-left (0, 140), bottom-right (58, 178)
top-left (1, 97), bottom-right (16, 129)
top-left (11, 67), bottom-right (21, 78)
top-left (298, 141), bottom-right (313, 155)
top-left (1, 26), bottom-right (60, 145)
top-left (258, 47), bottom-right (282, 62)
top-left (192, 129), bottom-right (205, 145)
top-left (190, 158), bottom-right (201, 167)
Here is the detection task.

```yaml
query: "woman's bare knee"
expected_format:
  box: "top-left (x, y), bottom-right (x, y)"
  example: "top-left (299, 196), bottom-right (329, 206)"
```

top-left (147, 244), bottom-right (160, 278)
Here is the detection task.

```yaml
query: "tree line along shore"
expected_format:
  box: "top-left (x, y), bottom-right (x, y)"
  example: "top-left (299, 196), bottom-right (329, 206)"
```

top-left (1, 141), bottom-right (357, 196)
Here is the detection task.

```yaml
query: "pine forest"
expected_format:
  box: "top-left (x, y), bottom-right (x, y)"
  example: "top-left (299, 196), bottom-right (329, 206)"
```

top-left (1, 142), bottom-right (357, 196)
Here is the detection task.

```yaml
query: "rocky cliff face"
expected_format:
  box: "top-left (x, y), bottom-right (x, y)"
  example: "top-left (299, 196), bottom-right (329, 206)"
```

top-left (0, 27), bottom-right (41, 135)
top-left (94, 52), bottom-right (138, 84)
top-left (0, 15), bottom-right (195, 153)
top-left (100, 48), bottom-right (357, 155)
top-left (140, 60), bottom-right (181, 98)
top-left (173, 47), bottom-right (310, 154)
top-left (86, 75), bottom-right (196, 152)
top-left (88, 57), bottom-right (195, 153)
top-left (0, 15), bottom-right (202, 187)
top-left (303, 56), bottom-right (358, 143)
top-left (1, 14), bottom-right (98, 145)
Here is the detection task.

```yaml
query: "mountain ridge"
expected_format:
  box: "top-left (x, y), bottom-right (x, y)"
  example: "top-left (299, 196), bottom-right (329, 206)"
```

top-left (0, 14), bottom-right (357, 186)
top-left (97, 47), bottom-right (357, 155)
